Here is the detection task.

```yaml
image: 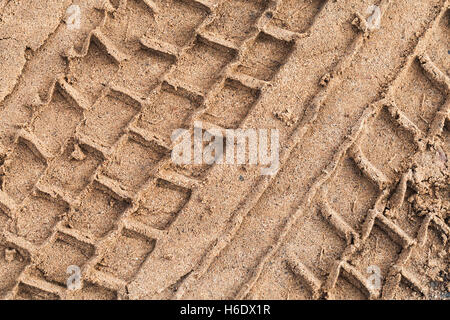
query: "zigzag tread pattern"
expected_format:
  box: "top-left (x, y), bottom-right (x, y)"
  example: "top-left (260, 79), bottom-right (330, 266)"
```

top-left (0, 0), bottom-right (448, 300)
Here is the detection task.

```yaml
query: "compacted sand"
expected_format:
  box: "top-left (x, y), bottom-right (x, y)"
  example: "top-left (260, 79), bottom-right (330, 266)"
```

top-left (0, 0), bottom-right (448, 300)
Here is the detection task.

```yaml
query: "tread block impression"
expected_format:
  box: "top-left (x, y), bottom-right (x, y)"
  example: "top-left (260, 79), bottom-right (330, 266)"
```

top-left (348, 225), bottom-right (402, 289)
top-left (104, 0), bottom-right (158, 44)
top-left (135, 83), bottom-right (202, 145)
top-left (359, 108), bottom-right (416, 181)
top-left (66, 181), bottom-right (130, 238)
top-left (326, 156), bottom-right (379, 231)
top-left (248, 257), bottom-right (315, 299)
top-left (270, 0), bottom-right (326, 33)
top-left (36, 232), bottom-right (95, 286)
top-left (95, 229), bottom-right (156, 281)
top-left (332, 274), bottom-right (367, 300)
top-left (67, 42), bottom-right (119, 105)
top-left (80, 90), bottom-right (141, 148)
top-left (387, 187), bottom-right (422, 238)
top-left (15, 282), bottom-right (60, 300)
top-left (67, 282), bottom-right (118, 300)
top-left (0, 244), bottom-right (28, 297)
top-left (144, 0), bottom-right (208, 47)
top-left (285, 206), bottom-right (346, 281)
top-left (2, 141), bottom-right (47, 204)
top-left (131, 178), bottom-right (191, 230)
top-left (237, 32), bottom-right (293, 81)
top-left (167, 36), bottom-right (236, 93)
top-left (167, 161), bottom-right (211, 180)
top-left (394, 59), bottom-right (446, 133)
top-left (102, 1), bottom-right (175, 96)
top-left (16, 192), bottom-right (69, 245)
top-left (200, 79), bottom-right (260, 129)
top-left (162, 125), bottom-right (222, 179)
top-left (113, 51), bottom-right (173, 97)
top-left (403, 227), bottom-right (448, 295)
top-left (428, 9), bottom-right (450, 76)
top-left (30, 91), bottom-right (83, 155)
top-left (39, 140), bottom-right (104, 199)
top-left (205, 0), bottom-right (269, 44)
top-left (394, 278), bottom-right (425, 300)
top-left (102, 137), bottom-right (165, 192)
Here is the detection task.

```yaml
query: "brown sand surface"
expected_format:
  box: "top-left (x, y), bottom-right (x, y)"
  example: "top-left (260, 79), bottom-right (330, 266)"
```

top-left (0, 0), bottom-right (448, 300)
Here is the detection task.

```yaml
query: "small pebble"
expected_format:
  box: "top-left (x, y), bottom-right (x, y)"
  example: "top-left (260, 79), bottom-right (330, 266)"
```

top-left (71, 144), bottom-right (86, 161)
top-left (5, 248), bottom-right (16, 262)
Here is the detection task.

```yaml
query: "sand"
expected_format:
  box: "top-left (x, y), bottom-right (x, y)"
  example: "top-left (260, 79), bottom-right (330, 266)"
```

top-left (0, 0), bottom-right (448, 300)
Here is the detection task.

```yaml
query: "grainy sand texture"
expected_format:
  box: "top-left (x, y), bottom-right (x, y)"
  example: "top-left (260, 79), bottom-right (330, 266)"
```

top-left (0, 0), bottom-right (448, 300)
